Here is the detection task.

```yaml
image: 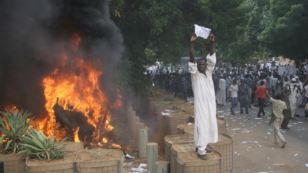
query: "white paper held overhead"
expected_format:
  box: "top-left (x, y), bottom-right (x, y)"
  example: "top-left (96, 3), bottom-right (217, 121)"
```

top-left (194, 24), bottom-right (211, 39)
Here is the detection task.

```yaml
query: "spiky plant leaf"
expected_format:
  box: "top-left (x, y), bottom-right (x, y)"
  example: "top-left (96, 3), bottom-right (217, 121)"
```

top-left (0, 110), bottom-right (31, 153)
top-left (20, 129), bottom-right (65, 160)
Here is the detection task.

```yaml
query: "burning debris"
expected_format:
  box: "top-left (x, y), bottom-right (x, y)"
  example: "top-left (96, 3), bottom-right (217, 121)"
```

top-left (0, 0), bottom-right (124, 148)
top-left (53, 100), bottom-right (95, 143)
top-left (35, 36), bottom-right (123, 147)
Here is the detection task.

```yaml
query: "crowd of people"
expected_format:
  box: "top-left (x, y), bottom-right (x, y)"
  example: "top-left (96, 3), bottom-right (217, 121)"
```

top-left (148, 60), bottom-right (308, 150)
top-left (148, 60), bottom-right (308, 130)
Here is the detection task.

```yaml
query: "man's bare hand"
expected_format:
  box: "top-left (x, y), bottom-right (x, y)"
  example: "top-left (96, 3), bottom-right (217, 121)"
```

top-left (190, 33), bottom-right (197, 43)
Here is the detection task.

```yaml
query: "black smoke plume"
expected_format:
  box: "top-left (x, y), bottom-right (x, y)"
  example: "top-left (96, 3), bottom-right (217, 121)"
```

top-left (0, 0), bottom-right (123, 116)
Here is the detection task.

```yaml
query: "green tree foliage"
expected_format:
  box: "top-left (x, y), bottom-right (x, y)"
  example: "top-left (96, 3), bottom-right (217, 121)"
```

top-left (215, 0), bottom-right (272, 62)
top-left (205, 0), bottom-right (308, 61)
top-left (110, 0), bottom-right (308, 93)
top-left (110, 0), bottom-right (246, 92)
top-left (260, 0), bottom-right (308, 60)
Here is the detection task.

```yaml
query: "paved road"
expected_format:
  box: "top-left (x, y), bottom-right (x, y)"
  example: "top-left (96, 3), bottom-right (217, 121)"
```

top-left (124, 89), bottom-right (308, 173)
top-left (217, 103), bottom-right (308, 173)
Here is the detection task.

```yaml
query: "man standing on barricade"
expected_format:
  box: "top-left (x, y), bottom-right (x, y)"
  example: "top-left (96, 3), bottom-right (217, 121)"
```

top-left (189, 30), bottom-right (218, 160)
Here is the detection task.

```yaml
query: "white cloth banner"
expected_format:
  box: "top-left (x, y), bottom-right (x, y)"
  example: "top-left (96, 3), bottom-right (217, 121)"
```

top-left (194, 24), bottom-right (211, 39)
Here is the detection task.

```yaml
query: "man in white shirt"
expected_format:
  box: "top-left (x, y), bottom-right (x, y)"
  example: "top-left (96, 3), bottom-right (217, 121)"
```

top-left (189, 32), bottom-right (218, 160)
top-left (217, 76), bottom-right (227, 106)
top-left (229, 79), bottom-right (238, 115)
top-left (289, 78), bottom-right (299, 118)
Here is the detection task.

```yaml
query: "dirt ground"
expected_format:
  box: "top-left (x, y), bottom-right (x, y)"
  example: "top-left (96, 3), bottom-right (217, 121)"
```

top-left (218, 103), bottom-right (308, 173)
top-left (152, 89), bottom-right (308, 173)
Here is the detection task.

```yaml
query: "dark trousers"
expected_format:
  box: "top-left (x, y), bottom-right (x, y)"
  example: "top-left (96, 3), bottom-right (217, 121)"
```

top-left (231, 97), bottom-right (237, 114)
top-left (304, 97), bottom-right (308, 105)
top-left (240, 99), bottom-right (249, 114)
top-left (281, 109), bottom-right (291, 128)
top-left (257, 98), bottom-right (265, 117)
top-left (0, 161), bottom-right (3, 173)
top-left (281, 116), bottom-right (290, 129)
top-left (251, 91), bottom-right (255, 104)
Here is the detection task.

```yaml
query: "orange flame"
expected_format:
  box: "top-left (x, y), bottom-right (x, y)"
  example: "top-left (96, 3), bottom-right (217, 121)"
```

top-left (35, 33), bottom-right (122, 144)
top-left (31, 117), bottom-right (48, 131)
top-left (111, 143), bottom-right (122, 149)
top-left (42, 58), bottom-right (111, 140)
top-left (74, 127), bottom-right (80, 142)
top-left (102, 137), bottom-right (108, 144)
top-left (1, 34), bottom-right (123, 148)
top-left (105, 120), bottom-right (114, 132)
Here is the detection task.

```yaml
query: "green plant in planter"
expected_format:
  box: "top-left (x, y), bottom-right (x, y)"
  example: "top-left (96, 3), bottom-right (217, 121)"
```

top-left (20, 129), bottom-right (66, 160)
top-left (0, 136), bottom-right (4, 149)
top-left (0, 110), bottom-right (31, 153)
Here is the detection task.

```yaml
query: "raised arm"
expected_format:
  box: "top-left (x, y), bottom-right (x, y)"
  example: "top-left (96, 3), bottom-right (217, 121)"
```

top-left (208, 33), bottom-right (215, 55)
top-left (205, 33), bottom-right (217, 72)
top-left (190, 33), bottom-right (197, 63)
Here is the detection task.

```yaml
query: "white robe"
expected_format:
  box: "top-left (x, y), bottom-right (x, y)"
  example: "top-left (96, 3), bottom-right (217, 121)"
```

top-left (289, 83), bottom-right (297, 118)
top-left (189, 53), bottom-right (218, 149)
top-left (216, 78), bottom-right (226, 105)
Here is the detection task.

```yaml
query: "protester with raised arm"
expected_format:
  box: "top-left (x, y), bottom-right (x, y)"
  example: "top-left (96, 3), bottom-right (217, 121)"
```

top-left (189, 31), bottom-right (218, 160)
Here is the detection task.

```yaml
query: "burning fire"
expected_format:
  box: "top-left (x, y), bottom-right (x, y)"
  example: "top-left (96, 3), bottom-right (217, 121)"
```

top-left (0, 34), bottom-right (123, 148)
top-left (42, 58), bottom-right (110, 138)
top-left (74, 127), bottom-right (80, 142)
top-left (29, 33), bottom-right (122, 146)
top-left (111, 143), bottom-right (122, 149)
